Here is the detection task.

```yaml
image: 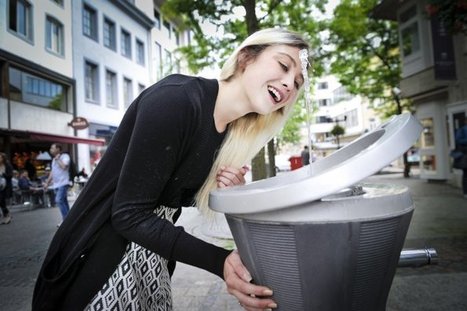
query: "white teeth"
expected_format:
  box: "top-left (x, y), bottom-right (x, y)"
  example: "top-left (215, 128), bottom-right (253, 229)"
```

top-left (268, 86), bottom-right (281, 102)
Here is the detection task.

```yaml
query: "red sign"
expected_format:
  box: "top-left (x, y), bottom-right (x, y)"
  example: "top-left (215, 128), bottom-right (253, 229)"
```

top-left (68, 117), bottom-right (89, 130)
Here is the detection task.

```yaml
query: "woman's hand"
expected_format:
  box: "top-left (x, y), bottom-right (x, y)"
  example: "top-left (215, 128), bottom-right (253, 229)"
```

top-left (224, 250), bottom-right (277, 310)
top-left (216, 165), bottom-right (249, 188)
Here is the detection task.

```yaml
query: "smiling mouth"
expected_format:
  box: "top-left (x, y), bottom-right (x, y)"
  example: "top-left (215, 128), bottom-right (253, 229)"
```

top-left (268, 86), bottom-right (282, 103)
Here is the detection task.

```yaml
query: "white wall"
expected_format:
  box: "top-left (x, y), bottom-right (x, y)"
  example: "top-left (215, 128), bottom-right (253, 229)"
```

top-left (0, 0), bottom-right (73, 78)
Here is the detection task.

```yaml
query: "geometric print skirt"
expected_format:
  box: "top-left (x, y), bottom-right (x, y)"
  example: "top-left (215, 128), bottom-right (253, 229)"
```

top-left (84, 206), bottom-right (179, 311)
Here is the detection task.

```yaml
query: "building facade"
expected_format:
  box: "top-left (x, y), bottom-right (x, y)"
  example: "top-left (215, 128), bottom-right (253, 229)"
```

top-left (307, 75), bottom-right (380, 156)
top-left (72, 0), bottom-right (153, 172)
top-left (373, 0), bottom-right (467, 188)
top-left (0, 0), bottom-right (189, 176)
top-left (0, 0), bottom-right (102, 176)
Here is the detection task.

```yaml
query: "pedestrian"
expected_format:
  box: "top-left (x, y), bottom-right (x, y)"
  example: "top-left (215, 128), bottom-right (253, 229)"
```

top-left (454, 115), bottom-right (467, 198)
top-left (301, 145), bottom-right (310, 166)
top-left (43, 143), bottom-right (71, 222)
top-left (33, 28), bottom-right (309, 311)
top-left (0, 152), bottom-right (13, 224)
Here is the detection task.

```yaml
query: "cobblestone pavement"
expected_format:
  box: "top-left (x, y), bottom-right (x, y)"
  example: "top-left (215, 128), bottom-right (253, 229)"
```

top-left (1, 170), bottom-right (466, 310)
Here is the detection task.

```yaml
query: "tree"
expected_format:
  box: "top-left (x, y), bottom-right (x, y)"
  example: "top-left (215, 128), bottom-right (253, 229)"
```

top-left (327, 0), bottom-right (413, 177)
top-left (330, 124), bottom-right (345, 149)
top-left (162, 0), bottom-right (327, 180)
top-left (426, 0), bottom-right (467, 35)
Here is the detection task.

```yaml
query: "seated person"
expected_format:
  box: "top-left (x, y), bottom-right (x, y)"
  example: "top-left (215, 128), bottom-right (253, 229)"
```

top-left (18, 170), bottom-right (44, 206)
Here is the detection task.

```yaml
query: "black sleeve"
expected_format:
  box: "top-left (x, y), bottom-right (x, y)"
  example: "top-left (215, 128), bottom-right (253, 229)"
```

top-left (111, 84), bottom-right (230, 279)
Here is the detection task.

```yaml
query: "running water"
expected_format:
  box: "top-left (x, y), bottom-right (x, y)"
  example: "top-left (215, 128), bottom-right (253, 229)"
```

top-left (299, 49), bottom-right (313, 176)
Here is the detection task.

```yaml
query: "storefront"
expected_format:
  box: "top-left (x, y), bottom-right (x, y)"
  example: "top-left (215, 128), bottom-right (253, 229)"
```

top-left (0, 128), bottom-right (104, 180)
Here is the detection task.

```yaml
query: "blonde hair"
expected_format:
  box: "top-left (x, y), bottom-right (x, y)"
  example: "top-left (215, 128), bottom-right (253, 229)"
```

top-left (195, 28), bottom-right (310, 213)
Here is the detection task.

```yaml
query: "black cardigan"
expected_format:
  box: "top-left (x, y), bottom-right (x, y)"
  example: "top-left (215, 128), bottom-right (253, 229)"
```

top-left (33, 75), bottom-right (232, 310)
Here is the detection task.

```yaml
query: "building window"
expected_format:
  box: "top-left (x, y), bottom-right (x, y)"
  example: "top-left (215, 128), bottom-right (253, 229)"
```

top-left (46, 16), bottom-right (64, 56)
top-left (83, 3), bottom-right (98, 41)
top-left (103, 17), bottom-right (116, 51)
top-left (8, 66), bottom-right (67, 111)
top-left (154, 9), bottom-right (161, 29)
top-left (154, 42), bottom-right (162, 80)
top-left (136, 39), bottom-right (145, 66)
top-left (317, 82), bottom-right (328, 89)
top-left (9, 0), bottom-right (33, 41)
top-left (84, 61), bottom-right (99, 103)
top-left (163, 20), bottom-right (171, 38)
top-left (105, 70), bottom-right (117, 109)
top-left (123, 77), bottom-right (133, 108)
top-left (401, 23), bottom-right (420, 57)
top-left (121, 29), bottom-right (131, 58)
top-left (318, 99), bottom-right (330, 107)
top-left (399, 4), bottom-right (420, 57)
top-left (333, 86), bottom-right (352, 103)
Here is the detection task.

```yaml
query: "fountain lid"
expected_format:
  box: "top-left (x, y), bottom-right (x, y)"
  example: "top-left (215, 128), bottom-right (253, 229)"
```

top-left (209, 113), bottom-right (422, 215)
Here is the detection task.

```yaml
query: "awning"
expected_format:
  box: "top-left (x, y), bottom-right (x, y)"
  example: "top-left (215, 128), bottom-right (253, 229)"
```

top-left (0, 129), bottom-right (106, 146)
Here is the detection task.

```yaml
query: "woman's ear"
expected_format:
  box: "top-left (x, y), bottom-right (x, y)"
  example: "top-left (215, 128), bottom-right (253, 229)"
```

top-left (236, 49), bottom-right (249, 72)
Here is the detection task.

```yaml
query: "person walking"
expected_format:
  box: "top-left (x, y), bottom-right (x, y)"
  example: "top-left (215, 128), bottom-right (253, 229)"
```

top-left (301, 145), bottom-right (310, 166)
top-left (44, 143), bottom-right (71, 221)
top-left (0, 152), bottom-right (13, 224)
top-left (33, 28), bottom-right (310, 311)
top-left (455, 115), bottom-right (467, 198)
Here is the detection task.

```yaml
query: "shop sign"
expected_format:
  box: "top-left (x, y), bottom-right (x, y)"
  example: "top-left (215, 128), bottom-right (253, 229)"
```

top-left (68, 117), bottom-right (89, 130)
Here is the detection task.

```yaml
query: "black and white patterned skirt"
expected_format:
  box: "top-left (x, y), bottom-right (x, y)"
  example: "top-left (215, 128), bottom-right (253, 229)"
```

top-left (85, 206), bottom-right (179, 311)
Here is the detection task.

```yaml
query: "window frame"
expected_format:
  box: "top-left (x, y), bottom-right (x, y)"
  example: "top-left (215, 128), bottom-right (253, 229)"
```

top-left (84, 60), bottom-right (100, 104)
top-left (103, 16), bottom-right (116, 51)
top-left (82, 2), bottom-right (98, 42)
top-left (8, 0), bottom-right (34, 43)
top-left (136, 38), bottom-right (145, 66)
top-left (123, 77), bottom-right (133, 108)
top-left (121, 28), bottom-right (132, 59)
top-left (105, 69), bottom-right (118, 109)
top-left (45, 15), bottom-right (64, 56)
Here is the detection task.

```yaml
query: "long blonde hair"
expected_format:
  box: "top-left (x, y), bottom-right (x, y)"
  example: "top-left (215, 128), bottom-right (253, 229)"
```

top-left (195, 28), bottom-right (310, 213)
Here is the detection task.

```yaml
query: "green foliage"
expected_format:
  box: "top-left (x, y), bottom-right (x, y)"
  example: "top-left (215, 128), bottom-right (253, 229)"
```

top-left (48, 93), bottom-right (63, 110)
top-left (327, 0), bottom-right (409, 116)
top-left (162, 0), bottom-right (328, 76)
top-left (425, 0), bottom-right (467, 35)
top-left (330, 124), bottom-right (345, 137)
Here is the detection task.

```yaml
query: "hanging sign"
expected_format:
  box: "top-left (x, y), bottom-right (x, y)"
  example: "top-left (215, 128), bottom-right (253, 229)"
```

top-left (68, 117), bottom-right (89, 130)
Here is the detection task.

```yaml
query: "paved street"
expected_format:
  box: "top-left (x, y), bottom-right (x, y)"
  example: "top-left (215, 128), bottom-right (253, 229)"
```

top-left (1, 169), bottom-right (466, 310)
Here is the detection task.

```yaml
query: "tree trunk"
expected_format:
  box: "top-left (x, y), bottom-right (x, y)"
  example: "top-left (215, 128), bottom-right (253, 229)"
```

top-left (252, 148), bottom-right (267, 181)
top-left (267, 139), bottom-right (276, 177)
top-left (243, 0), bottom-right (259, 34)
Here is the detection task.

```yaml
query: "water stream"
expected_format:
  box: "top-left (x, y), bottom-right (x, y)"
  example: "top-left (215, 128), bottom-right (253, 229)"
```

top-left (299, 49), bottom-right (313, 176)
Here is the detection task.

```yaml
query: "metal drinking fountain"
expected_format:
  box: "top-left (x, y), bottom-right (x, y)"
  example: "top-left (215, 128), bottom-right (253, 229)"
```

top-left (210, 113), bottom-right (431, 311)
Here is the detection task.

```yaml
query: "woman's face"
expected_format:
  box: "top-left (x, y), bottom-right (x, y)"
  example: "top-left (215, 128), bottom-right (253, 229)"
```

top-left (239, 45), bottom-right (304, 115)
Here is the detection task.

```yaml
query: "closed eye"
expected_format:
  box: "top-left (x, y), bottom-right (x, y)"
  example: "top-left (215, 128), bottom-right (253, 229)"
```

top-left (279, 62), bottom-right (288, 71)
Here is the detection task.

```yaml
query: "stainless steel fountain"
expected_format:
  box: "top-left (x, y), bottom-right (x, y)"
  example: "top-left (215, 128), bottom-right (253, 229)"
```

top-left (210, 113), bottom-right (424, 311)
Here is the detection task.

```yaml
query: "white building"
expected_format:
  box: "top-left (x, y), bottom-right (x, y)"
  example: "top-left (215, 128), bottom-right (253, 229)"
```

top-left (72, 0), bottom-right (154, 173)
top-left (0, 0), bottom-right (191, 176)
top-left (307, 76), bottom-right (380, 156)
top-left (0, 0), bottom-right (104, 175)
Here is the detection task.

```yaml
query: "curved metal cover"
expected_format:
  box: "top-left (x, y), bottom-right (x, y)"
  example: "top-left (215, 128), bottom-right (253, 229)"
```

top-left (210, 113), bottom-right (422, 214)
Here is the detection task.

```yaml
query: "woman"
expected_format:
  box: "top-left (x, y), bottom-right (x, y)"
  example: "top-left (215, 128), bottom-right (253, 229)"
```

top-left (33, 28), bottom-right (309, 310)
top-left (0, 152), bottom-right (13, 224)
